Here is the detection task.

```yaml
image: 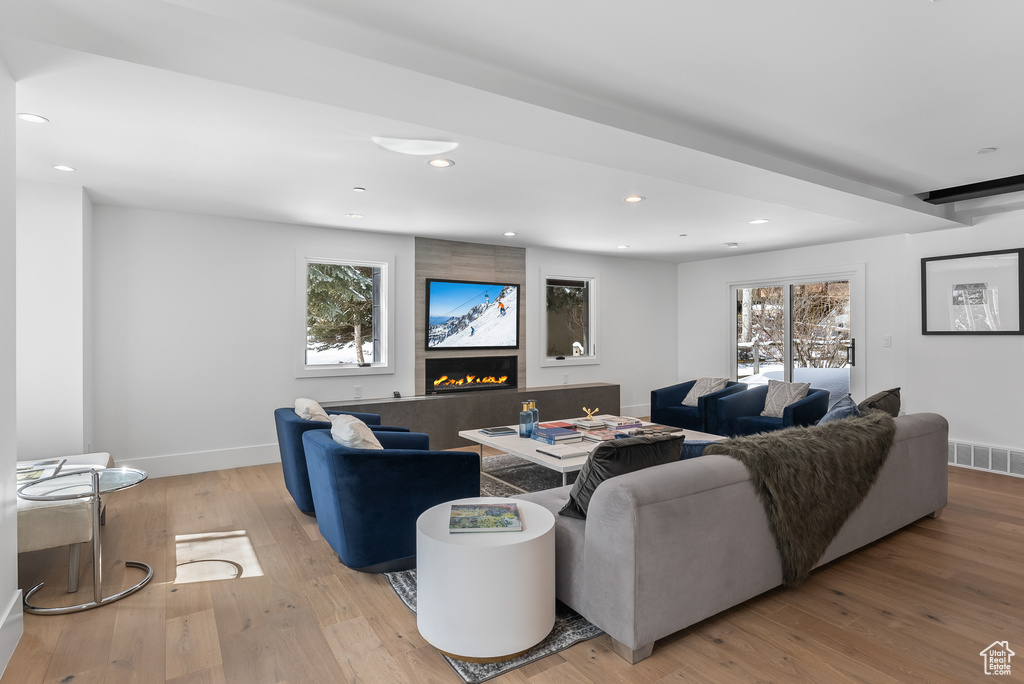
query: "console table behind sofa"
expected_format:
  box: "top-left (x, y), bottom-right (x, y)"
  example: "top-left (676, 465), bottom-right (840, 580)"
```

top-left (324, 383), bottom-right (620, 450)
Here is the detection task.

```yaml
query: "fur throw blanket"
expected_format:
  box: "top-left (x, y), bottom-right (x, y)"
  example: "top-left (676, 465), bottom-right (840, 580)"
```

top-left (703, 410), bottom-right (896, 587)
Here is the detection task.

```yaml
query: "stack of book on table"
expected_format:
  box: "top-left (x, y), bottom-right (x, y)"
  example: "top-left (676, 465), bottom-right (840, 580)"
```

top-left (531, 423), bottom-right (583, 445)
top-left (595, 414), bottom-right (643, 430)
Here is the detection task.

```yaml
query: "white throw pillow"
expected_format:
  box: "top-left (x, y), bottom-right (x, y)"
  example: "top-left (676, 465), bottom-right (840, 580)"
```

top-left (681, 377), bottom-right (729, 407)
top-left (760, 379), bottom-right (811, 418)
top-left (294, 397), bottom-right (330, 422)
top-left (330, 414), bottom-right (383, 450)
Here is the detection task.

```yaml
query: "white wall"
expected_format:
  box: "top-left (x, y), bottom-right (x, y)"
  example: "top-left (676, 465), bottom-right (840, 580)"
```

top-left (0, 54), bottom-right (25, 674)
top-left (678, 216), bottom-right (1024, 452)
top-left (91, 206), bottom-right (417, 476)
top-left (16, 181), bottom-right (90, 459)
top-left (677, 234), bottom-right (908, 400)
top-left (905, 213), bottom-right (1024, 449)
top-left (527, 248), bottom-right (678, 416)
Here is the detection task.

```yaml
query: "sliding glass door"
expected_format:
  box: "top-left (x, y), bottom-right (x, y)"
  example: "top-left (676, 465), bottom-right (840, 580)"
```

top-left (735, 272), bottom-right (860, 406)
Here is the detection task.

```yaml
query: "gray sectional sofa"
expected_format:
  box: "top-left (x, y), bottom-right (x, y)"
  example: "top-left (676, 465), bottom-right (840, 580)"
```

top-left (517, 412), bottom-right (949, 663)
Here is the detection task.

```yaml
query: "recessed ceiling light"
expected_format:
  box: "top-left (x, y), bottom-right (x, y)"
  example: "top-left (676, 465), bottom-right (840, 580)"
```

top-left (748, 218), bottom-right (770, 224)
top-left (427, 158), bottom-right (454, 168)
top-left (624, 195), bottom-right (645, 203)
top-left (503, 232), bottom-right (517, 237)
top-left (17, 113), bottom-right (49, 124)
top-left (725, 242), bottom-right (739, 249)
top-left (352, 187), bottom-right (366, 192)
top-left (53, 165), bottom-right (75, 172)
top-left (616, 244), bottom-right (630, 249)
top-left (345, 213), bottom-right (364, 219)
top-left (372, 137), bottom-right (459, 155)
top-left (976, 147), bottom-right (998, 154)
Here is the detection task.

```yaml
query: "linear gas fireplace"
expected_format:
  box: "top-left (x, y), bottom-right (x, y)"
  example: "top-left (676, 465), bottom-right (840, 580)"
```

top-left (425, 356), bottom-right (518, 395)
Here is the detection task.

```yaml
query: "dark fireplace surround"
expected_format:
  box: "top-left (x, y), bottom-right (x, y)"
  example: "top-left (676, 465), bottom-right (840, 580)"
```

top-left (425, 356), bottom-right (518, 395)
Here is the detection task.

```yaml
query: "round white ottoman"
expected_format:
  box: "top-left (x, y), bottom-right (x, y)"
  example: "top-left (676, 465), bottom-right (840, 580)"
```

top-left (416, 497), bottom-right (555, 662)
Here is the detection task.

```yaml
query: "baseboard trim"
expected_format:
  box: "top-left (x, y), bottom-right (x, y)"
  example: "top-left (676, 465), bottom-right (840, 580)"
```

top-left (0, 589), bottom-right (24, 676)
top-left (117, 444), bottom-right (280, 479)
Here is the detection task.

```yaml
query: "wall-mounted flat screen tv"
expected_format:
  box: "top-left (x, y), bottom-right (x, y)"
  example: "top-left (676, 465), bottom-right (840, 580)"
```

top-left (426, 278), bottom-right (519, 349)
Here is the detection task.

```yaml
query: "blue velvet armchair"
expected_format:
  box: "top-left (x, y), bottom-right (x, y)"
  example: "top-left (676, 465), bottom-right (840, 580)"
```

top-left (650, 380), bottom-right (746, 435)
top-left (715, 385), bottom-right (830, 437)
top-left (274, 407), bottom-right (409, 515)
top-left (301, 429), bottom-right (480, 573)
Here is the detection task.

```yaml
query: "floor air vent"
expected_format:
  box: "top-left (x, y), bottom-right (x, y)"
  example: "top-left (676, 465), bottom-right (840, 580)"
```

top-left (948, 440), bottom-right (1024, 479)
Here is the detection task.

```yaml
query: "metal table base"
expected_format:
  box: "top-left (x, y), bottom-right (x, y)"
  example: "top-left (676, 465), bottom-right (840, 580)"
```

top-left (19, 468), bottom-right (153, 614)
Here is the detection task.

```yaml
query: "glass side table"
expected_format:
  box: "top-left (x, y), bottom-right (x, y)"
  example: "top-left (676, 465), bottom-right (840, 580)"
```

top-left (17, 467), bottom-right (154, 614)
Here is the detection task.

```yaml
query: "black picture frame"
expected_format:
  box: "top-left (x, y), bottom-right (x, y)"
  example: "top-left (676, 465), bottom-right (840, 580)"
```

top-left (921, 248), bottom-right (1023, 334)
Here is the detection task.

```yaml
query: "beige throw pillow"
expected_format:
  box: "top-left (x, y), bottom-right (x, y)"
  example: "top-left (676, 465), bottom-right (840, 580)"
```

top-left (760, 379), bottom-right (810, 418)
top-left (330, 414), bottom-right (383, 449)
top-left (681, 376), bottom-right (729, 407)
top-left (294, 397), bottom-right (330, 422)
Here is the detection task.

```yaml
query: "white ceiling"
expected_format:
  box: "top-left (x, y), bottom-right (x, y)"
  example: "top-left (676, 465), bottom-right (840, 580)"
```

top-left (3, 0), bottom-right (1023, 262)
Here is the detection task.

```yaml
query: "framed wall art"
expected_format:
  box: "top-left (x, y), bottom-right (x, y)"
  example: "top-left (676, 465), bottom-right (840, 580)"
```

top-left (921, 248), bottom-right (1023, 334)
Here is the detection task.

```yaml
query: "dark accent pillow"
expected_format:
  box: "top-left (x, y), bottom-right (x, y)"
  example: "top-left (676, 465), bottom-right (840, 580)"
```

top-left (857, 387), bottom-right (901, 417)
top-left (559, 434), bottom-right (686, 519)
top-left (818, 394), bottom-right (862, 424)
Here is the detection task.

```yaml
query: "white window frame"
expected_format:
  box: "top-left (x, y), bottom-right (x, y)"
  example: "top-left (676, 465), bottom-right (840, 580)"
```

top-left (540, 270), bottom-right (600, 368)
top-left (296, 251), bottom-right (395, 378)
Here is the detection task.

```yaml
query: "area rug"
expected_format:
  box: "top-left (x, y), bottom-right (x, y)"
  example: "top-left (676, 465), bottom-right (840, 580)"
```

top-left (480, 452), bottom-right (578, 493)
top-left (384, 569), bottom-right (603, 684)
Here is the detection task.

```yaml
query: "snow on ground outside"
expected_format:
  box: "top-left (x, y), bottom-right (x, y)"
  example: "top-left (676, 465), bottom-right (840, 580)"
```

top-left (306, 341), bottom-right (374, 364)
top-left (431, 292), bottom-right (517, 348)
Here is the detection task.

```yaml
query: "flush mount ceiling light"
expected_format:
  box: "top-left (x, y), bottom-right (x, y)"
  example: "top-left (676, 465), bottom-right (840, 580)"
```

top-left (616, 244), bottom-right (630, 249)
top-left (352, 187), bottom-right (366, 192)
top-left (748, 218), bottom-right (770, 224)
top-left (503, 232), bottom-right (517, 237)
top-left (427, 158), bottom-right (454, 168)
top-left (53, 165), bottom-right (75, 172)
top-left (976, 147), bottom-right (998, 154)
top-left (17, 113), bottom-right (49, 123)
top-left (372, 136), bottom-right (458, 156)
top-left (725, 242), bottom-right (739, 249)
top-left (623, 195), bottom-right (645, 203)
top-left (345, 213), bottom-right (364, 219)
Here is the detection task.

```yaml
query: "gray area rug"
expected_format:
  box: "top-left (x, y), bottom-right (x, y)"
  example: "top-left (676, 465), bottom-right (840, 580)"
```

top-left (384, 569), bottom-right (603, 684)
top-left (480, 452), bottom-right (578, 493)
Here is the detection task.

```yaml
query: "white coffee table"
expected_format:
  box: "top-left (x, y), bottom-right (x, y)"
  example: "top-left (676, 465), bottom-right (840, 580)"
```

top-left (459, 421), bottom-right (723, 485)
top-left (416, 497), bottom-right (555, 662)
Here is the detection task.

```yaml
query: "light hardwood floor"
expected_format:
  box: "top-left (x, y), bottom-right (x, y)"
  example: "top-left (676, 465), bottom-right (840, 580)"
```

top-left (4, 463), bottom-right (1021, 683)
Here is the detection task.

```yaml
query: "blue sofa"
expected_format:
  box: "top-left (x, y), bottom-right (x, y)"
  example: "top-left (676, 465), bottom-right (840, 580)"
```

top-left (715, 385), bottom-right (830, 437)
top-left (302, 429), bottom-right (480, 572)
top-left (650, 380), bottom-right (746, 435)
top-left (274, 407), bottom-right (408, 515)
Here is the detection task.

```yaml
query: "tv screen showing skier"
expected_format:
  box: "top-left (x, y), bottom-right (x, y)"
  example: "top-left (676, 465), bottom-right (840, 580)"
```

top-left (425, 279), bottom-right (520, 349)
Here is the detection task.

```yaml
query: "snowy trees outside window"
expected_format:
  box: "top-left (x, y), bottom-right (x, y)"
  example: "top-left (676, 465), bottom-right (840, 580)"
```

top-left (305, 260), bottom-right (382, 366)
top-left (736, 281), bottom-right (850, 379)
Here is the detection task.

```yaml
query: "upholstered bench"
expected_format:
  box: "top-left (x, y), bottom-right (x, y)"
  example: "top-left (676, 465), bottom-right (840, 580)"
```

top-left (16, 452), bottom-right (115, 593)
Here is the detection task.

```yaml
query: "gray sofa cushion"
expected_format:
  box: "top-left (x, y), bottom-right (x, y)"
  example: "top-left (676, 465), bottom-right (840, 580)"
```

top-left (858, 387), bottom-right (901, 417)
top-left (559, 434), bottom-right (686, 519)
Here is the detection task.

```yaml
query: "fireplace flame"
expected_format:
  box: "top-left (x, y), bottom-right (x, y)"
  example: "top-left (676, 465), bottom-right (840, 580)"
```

top-left (432, 374), bottom-right (509, 388)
